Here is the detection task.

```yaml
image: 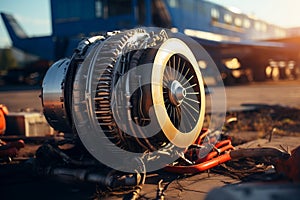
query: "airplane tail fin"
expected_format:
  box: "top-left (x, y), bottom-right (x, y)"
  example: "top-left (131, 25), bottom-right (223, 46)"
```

top-left (1, 12), bottom-right (28, 43)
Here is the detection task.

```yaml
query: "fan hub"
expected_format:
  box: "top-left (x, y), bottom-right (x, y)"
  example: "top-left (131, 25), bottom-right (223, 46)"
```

top-left (169, 80), bottom-right (186, 106)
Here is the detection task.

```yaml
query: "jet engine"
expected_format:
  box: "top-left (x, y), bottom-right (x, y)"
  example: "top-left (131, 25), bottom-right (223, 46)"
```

top-left (38, 28), bottom-right (207, 193)
top-left (42, 28), bottom-right (205, 154)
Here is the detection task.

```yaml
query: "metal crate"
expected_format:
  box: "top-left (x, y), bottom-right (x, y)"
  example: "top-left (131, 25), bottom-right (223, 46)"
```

top-left (5, 112), bottom-right (54, 137)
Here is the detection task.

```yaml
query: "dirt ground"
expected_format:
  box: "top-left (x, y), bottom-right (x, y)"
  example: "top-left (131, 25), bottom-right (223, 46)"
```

top-left (1, 104), bottom-right (300, 200)
top-left (225, 104), bottom-right (300, 145)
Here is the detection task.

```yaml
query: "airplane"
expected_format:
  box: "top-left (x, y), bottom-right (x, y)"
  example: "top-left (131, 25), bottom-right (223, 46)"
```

top-left (1, 0), bottom-right (299, 83)
top-left (1, 13), bottom-right (54, 61)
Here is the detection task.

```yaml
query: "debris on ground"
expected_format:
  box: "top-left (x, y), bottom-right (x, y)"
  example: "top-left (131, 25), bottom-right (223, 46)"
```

top-left (0, 104), bottom-right (299, 200)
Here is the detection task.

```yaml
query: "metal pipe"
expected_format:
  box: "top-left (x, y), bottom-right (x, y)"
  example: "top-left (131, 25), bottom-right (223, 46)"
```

top-left (49, 167), bottom-right (141, 189)
top-left (165, 146), bottom-right (290, 174)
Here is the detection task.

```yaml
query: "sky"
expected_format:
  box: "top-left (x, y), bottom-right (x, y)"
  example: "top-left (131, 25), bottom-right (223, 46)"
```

top-left (1, 0), bottom-right (300, 48)
top-left (207, 0), bottom-right (300, 27)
